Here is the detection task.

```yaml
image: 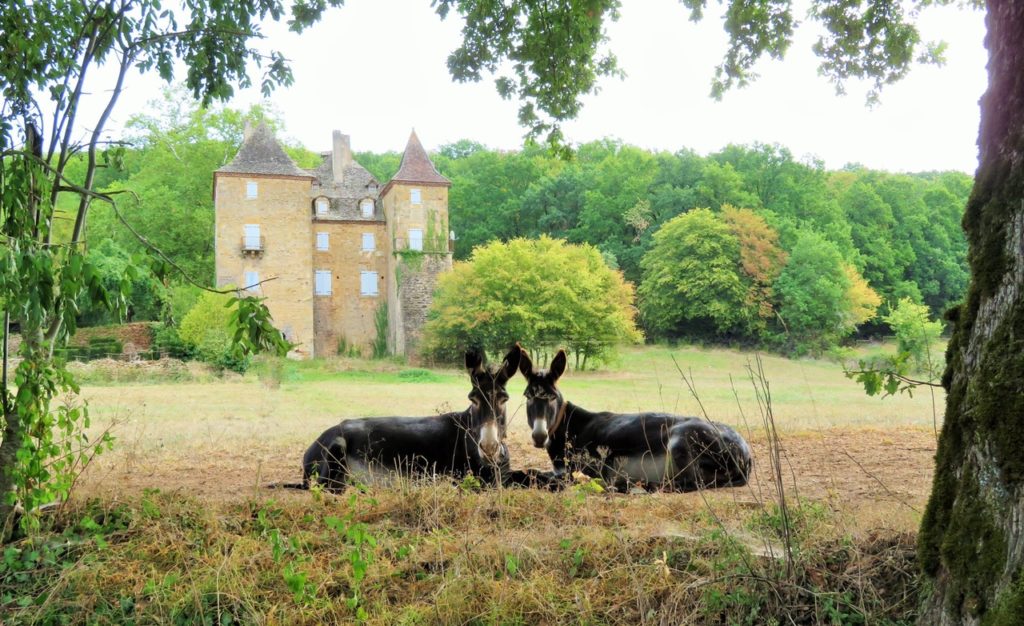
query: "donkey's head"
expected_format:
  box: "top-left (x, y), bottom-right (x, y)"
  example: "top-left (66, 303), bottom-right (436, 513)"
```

top-left (518, 348), bottom-right (567, 449)
top-left (464, 344), bottom-right (521, 464)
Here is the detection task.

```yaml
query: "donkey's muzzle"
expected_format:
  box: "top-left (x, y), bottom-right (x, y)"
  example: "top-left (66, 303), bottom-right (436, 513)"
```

top-left (479, 421), bottom-right (503, 462)
top-left (531, 417), bottom-right (549, 448)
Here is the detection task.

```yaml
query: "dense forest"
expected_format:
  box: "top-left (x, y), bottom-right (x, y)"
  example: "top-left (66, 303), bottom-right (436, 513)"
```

top-left (71, 91), bottom-right (971, 356)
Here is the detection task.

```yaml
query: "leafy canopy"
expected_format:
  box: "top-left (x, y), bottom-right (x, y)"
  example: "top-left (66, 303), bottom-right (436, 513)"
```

top-left (421, 236), bottom-right (641, 368)
top-left (639, 208), bottom-right (753, 337)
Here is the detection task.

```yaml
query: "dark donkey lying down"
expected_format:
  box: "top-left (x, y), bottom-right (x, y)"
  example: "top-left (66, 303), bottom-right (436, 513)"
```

top-left (519, 348), bottom-right (752, 492)
top-left (298, 346), bottom-right (521, 492)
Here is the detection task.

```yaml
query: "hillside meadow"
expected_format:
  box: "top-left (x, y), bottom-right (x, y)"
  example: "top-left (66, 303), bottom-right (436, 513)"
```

top-left (0, 345), bottom-right (940, 624)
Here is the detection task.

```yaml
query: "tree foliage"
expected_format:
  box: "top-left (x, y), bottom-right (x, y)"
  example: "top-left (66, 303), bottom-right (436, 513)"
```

top-left (721, 205), bottom-right (787, 322)
top-left (773, 230), bottom-right (879, 353)
top-left (639, 209), bottom-right (752, 338)
top-left (0, 0), bottom-right (331, 535)
top-left (422, 236), bottom-right (641, 368)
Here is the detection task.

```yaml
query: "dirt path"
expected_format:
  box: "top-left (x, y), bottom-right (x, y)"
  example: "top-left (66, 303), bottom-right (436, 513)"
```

top-left (79, 426), bottom-right (937, 520)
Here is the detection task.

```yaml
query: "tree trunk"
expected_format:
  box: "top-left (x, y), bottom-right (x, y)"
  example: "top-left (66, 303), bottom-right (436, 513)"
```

top-left (917, 1), bottom-right (1024, 622)
top-left (0, 324), bottom-right (38, 538)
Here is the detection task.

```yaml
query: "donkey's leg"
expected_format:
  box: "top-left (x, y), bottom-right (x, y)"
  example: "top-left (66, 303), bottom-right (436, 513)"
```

top-left (316, 435), bottom-right (348, 493)
top-left (667, 425), bottom-right (704, 492)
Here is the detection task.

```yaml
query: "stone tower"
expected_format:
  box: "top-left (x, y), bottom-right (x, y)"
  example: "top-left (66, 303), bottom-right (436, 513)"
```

top-left (379, 130), bottom-right (452, 356)
top-left (213, 122), bottom-right (316, 358)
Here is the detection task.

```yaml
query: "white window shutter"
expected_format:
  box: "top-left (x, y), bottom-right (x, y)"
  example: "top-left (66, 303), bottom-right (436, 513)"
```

top-left (360, 271), bottom-right (378, 296)
top-left (244, 271), bottom-right (259, 291)
top-left (316, 232), bottom-right (329, 250)
top-left (246, 181), bottom-right (258, 199)
top-left (244, 224), bottom-right (261, 250)
top-left (362, 233), bottom-right (375, 251)
top-left (408, 229), bottom-right (423, 251)
top-left (315, 270), bottom-right (332, 296)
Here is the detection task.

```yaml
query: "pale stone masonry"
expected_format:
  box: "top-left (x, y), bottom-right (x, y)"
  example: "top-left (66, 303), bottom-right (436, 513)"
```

top-left (213, 123), bottom-right (452, 358)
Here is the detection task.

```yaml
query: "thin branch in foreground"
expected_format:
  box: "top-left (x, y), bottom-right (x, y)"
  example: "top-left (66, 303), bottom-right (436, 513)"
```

top-left (840, 449), bottom-right (920, 514)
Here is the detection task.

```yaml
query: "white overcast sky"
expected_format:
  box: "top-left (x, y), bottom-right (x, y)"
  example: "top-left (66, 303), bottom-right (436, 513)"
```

top-left (91, 0), bottom-right (987, 173)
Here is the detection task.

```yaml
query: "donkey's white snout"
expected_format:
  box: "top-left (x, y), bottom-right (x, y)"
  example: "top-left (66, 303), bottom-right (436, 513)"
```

top-left (479, 421), bottom-right (502, 460)
top-left (531, 417), bottom-right (549, 448)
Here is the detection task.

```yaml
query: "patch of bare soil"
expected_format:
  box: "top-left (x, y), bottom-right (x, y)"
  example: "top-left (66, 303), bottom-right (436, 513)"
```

top-left (79, 426), bottom-right (937, 518)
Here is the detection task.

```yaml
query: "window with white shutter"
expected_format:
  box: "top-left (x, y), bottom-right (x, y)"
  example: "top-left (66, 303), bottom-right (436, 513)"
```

top-left (410, 188), bottom-right (421, 204)
top-left (360, 271), bottom-right (378, 296)
top-left (362, 233), bottom-right (375, 252)
top-left (408, 228), bottom-right (423, 251)
top-left (315, 270), bottom-right (332, 296)
top-left (243, 224), bottom-right (261, 250)
top-left (244, 271), bottom-right (259, 292)
top-left (246, 181), bottom-right (258, 199)
top-left (316, 232), bottom-right (329, 251)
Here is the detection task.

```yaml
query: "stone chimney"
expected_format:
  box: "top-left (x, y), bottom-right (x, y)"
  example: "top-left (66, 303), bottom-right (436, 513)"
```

top-left (243, 121), bottom-right (254, 141)
top-left (332, 130), bottom-right (352, 183)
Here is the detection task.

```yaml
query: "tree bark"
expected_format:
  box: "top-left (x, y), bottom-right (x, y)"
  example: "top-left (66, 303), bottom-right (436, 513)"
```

top-left (918, 1), bottom-right (1024, 622)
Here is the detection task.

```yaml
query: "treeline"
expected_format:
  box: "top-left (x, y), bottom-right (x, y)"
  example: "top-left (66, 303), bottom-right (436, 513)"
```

top-left (426, 140), bottom-right (970, 322)
top-left (65, 90), bottom-right (969, 356)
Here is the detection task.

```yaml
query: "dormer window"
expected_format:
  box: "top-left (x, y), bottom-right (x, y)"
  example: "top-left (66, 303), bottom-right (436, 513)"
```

top-left (360, 199), bottom-right (374, 218)
top-left (246, 181), bottom-right (258, 199)
top-left (410, 188), bottom-right (421, 204)
top-left (315, 198), bottom-right (329, 215)
top-left (367, 183), bottom-right (378, 194)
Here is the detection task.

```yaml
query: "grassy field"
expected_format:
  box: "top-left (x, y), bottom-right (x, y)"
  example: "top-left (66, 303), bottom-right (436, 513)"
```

top-left (0, 345), bottom-right (940, 624)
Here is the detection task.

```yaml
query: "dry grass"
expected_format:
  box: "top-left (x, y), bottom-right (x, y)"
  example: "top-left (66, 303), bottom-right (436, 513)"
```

top-left (0, 344), bottom-right (937, 624)
top-left (3, 481), bottom-right (920, 625)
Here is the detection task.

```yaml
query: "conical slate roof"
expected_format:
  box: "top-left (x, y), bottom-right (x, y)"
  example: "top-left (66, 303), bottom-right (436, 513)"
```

top-left (217, 122), bottom-right (312, 178)
top-left (389, 130), bottom-right (451, 186)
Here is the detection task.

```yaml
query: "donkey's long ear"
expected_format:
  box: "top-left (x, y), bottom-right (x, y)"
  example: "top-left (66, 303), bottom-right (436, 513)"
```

top-left (550, 349), bottom-right (567, 382)
top-left (465, 347), bottom-right (485, 375)
top-left (500, 343), bottom-right (522, 381)
top-left (518, 345), bottom-right (535, 378)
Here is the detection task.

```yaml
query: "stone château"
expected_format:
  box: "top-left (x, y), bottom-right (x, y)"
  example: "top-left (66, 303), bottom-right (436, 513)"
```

top-left (213, 123), bottom-right (452, 358)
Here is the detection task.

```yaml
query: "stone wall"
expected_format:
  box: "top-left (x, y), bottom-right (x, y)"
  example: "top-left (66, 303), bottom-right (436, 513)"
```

top-left (311, 221), bottom-right (388, 356)
top-left (381, 182), bottom-right (450, 355)
top-left (395, 253), bottom-right (452, 358)
top-left (3, 323), bottom-right (155, 358)
top-left (71, 322), bottom-right (156, 353)
top-left (214, 172), bottom-right (316, 358)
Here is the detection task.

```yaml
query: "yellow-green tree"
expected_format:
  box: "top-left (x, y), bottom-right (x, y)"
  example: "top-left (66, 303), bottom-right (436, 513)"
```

top-left (421, 236), bottom-right (641, 369)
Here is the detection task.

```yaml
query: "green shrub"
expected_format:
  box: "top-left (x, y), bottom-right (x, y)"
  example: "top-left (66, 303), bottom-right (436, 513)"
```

top-left (151, 324), bottom-right (193, 359)
top-left (178, 291), bottom-right (249, 373)
top-left (883, 297), bottom-right (943, 376)
top-left (164, 283), bottom-right (203, 326)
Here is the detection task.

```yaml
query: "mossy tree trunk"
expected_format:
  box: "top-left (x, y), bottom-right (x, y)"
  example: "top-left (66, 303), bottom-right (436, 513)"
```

top-left (918, 1), bottom-right (1024, 622)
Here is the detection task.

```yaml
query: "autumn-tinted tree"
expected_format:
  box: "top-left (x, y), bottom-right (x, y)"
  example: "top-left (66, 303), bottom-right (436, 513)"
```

top-left (421, 236), bottom-right (641, 368)
top-left (721, 205), bottom-right (787, 327)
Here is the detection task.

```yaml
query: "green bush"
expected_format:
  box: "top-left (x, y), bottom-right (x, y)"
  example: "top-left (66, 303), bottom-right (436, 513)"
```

top-left (151, 324), bottom-right (193, 359)
top-left (883, 297), bottom-right (944, 376)
top-left (178, 291), bottom-right (249, 373)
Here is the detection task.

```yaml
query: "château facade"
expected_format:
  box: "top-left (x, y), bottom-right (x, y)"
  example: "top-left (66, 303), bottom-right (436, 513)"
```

top-left (213, 123), bottom-right (452, 358)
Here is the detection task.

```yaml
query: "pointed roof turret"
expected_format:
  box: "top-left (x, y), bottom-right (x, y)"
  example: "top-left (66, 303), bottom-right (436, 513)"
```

top-left (217, 122), bottom-right (312, 178)
top-left (389, 130), bottom-right (451, 187)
